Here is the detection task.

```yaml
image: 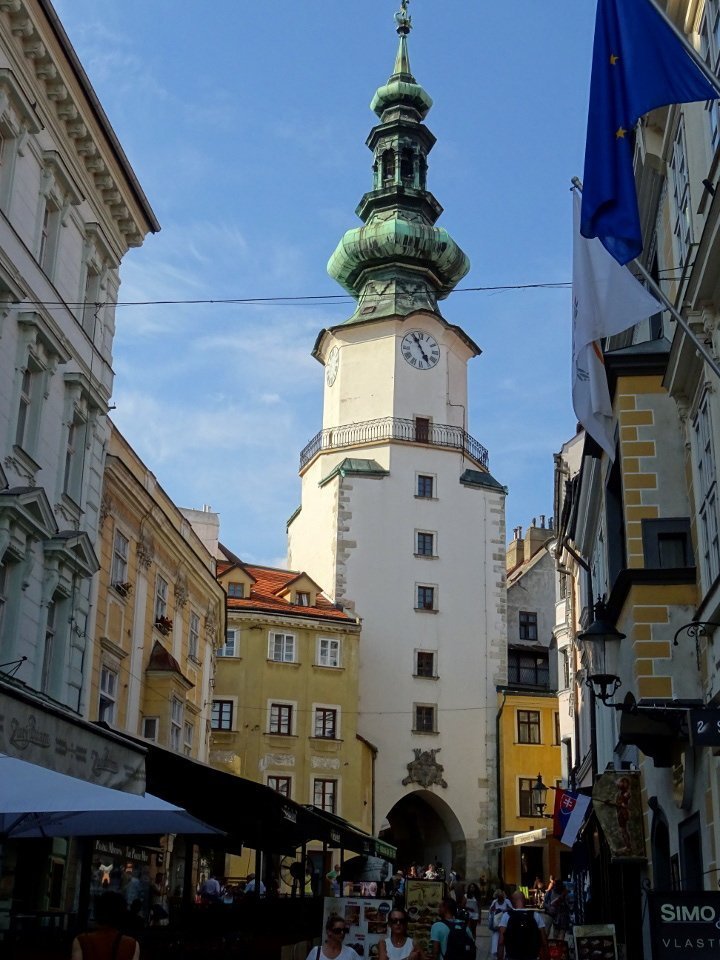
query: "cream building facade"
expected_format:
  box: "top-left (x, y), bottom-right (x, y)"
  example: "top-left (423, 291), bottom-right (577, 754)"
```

top-left (210, 547), bottom-right (373, 838)
top-left (0, 0), bottom-right (157, 716)
top-left (91, 424), bottom-right (224, 762)
top-left (287, 11), bottom-right (506, 876)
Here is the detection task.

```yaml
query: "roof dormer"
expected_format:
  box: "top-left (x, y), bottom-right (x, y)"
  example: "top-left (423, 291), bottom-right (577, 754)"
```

top-left (275, 572), bottom-right (323, 608)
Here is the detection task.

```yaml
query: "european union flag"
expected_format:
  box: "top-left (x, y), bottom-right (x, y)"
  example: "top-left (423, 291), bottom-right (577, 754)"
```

top-left (581, 0), bottom-right (720, 265)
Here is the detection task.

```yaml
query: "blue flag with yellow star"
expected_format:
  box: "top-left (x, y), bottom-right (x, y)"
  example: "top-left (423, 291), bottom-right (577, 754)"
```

top-left (581, 0), bottom-right (720, 264)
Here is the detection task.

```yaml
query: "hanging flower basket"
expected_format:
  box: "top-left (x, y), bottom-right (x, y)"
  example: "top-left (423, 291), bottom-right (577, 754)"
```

top-left (155, 615), bottom-right (173, 635)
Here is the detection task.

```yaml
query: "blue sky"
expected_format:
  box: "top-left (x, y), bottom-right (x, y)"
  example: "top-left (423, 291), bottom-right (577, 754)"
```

top-left (54, 0), bottom-right (596, 565)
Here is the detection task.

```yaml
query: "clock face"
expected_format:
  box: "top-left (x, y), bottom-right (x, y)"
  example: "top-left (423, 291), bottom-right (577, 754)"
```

top-left (401, 330), bottom-right (440, 370)
top-left (326, 345), bottom-right (340, 386)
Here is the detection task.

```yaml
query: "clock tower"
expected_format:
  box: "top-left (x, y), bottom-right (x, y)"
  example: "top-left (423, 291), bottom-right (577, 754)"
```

top-left (288, 4), bottom-right (506, 876)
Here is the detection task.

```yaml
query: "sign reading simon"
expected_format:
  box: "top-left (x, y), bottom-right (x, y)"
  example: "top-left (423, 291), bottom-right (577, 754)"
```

top-left (648, 892), bottom-right (720, 959)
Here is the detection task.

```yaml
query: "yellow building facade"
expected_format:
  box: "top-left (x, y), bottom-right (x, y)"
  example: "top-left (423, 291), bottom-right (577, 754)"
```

top-left (210, 547), bottom-right (374, 848)
top-left (90, 423), bottom-right (225, 761)
top-left (496, 691), bottom-right (562, 887)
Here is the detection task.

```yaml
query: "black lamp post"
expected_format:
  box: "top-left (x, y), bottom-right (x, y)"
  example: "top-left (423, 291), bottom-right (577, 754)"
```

top-left (577, 599), bottom-right (626, 705)
top-left (531, 774), bottom-right (553, 819)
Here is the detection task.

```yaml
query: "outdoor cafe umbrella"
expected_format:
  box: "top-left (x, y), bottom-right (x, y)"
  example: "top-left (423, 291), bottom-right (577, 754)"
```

top-left (0, 753), bottom-right (223, 839)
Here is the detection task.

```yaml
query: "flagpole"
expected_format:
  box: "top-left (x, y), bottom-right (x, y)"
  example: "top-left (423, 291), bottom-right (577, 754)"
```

top-left (571, 177), bottom-right (720, 379)
top-left (647, 0), bottom-right (720, 96)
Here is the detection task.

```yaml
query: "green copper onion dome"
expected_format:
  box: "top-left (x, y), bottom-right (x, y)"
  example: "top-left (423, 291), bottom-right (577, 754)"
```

top-left (327, 2), bottom-right (470, 322)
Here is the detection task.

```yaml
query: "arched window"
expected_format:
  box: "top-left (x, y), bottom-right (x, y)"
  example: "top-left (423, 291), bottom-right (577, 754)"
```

top-left (382, 150), bottom-right (395, 184)
top-left (400, 148), bottom-right (414, 184)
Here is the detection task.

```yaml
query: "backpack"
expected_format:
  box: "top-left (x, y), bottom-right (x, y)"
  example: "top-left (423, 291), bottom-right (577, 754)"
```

top-left (443, 918), bottom-right (475, 960)
top-left (503, 910), bottom-right (541, 960)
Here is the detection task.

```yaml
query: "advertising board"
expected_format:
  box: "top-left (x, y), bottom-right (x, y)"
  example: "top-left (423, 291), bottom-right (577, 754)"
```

top-left (648, 891), bottom-right (720, 960)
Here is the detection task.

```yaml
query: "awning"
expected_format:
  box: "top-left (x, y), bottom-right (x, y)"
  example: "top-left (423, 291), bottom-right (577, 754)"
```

top-left (0, 753), bottom-right (222, 839)
top-left (108, 732), bottom-right (381, 856)
top-left (484, 827), bottom-right (548, 850)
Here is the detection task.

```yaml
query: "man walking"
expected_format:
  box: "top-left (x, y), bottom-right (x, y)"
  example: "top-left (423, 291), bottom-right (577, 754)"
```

top-left (497, 890), bottom-right (548, 960)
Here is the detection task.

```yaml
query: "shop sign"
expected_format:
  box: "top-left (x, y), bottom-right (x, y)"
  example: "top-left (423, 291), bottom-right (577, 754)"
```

top-left (592, 771), bottom-right (646, 861)
top-left (0, 688), bottom-right (145, 793)
top-left (330, 829), bottom-right (341, 844)
top-left (484, 828), bottom-right (548, 849)
top-left (94, 840), bottom-right (153, 863)
top-left (281, 805), bottom-right (297, 823)
top-left (574, 924), bottom-right (617, 960)
top-left (649, 891), bottom-right (720, 959)
top-left (689, 710), bottom-right (720, 747)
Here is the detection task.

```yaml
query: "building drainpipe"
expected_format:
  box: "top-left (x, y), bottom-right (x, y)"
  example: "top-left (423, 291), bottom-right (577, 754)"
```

top-left (495, 688), bottom-right (508, 885)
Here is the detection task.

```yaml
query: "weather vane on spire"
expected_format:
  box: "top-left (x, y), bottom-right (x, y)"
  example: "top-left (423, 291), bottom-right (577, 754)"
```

top-left (395, 0), bottom-right (412, 36)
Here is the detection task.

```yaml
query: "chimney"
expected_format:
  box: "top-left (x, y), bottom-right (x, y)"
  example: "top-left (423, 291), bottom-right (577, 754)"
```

top-left (506, 526), bottom-right (525, 571)
top-left (525, 514), bottom-right (553, 560)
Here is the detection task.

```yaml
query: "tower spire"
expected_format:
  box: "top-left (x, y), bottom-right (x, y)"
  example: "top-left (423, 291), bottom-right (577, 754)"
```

top-left (326, 2), bottom-right (469, 323)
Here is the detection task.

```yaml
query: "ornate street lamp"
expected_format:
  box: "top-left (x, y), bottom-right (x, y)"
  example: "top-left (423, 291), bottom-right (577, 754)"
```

top-left (577, 599), bottom-right (626, 705)
top-left (531, 773), bottom-right (553, 818)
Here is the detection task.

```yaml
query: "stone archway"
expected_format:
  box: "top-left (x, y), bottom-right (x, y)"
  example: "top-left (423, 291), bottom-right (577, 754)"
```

top-left (380, 790), bottom-right (466, 874)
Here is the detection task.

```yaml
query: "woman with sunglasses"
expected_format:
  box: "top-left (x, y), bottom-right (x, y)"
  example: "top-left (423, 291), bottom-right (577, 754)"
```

top-left (306, 914), bottom-right (361, 960)
top-left (378, 909), bottom-right (421, 960)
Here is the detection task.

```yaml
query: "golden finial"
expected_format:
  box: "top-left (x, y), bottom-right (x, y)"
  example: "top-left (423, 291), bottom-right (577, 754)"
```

top-left (395, 0), bottom-right (412, 36)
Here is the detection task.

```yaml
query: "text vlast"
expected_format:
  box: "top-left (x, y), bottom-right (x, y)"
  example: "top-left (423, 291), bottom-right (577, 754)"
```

top-left (648, 893), bottom-right (720, 959)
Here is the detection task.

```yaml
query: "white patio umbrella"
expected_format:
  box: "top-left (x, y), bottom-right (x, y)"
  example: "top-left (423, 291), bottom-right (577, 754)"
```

top-left (0, 753), bottom-right (222, 839)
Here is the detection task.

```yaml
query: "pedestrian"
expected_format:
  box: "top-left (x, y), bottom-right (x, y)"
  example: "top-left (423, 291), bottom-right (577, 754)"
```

top-left (200, 873), bottom-right (222, 903)
top-left (424, 863), bottom-right (438, 880)
top-left (306, 913), bottom-right (360, 960)
top-left (72, 891), bottom-right (140, 960)
top-left (497, 890), bottom-right (548, 960)
top-left (244, 872), bottom-right (266, 895)
top-left (430, 898), bottom-right (474, 960)
top-left (488, 888), bottom-right (513, 959)
top-left (449, 870), bottom-right (466, 906)
top-left (464, 882), bottom-right (481, 937)
top-left (326, 864), bottom-right (341, 897)
top-left (545, 880), bottom-right (571, 940)
top-left (378, 908), bottom-right (422, 960)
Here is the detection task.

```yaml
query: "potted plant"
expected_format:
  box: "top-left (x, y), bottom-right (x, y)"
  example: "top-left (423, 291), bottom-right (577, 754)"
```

top-left (113, 581), bottom-right (133, 598)
top-left (155, 614), bottom-right (173, 635)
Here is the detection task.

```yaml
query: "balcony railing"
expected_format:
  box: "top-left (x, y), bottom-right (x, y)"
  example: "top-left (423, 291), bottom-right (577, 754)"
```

top-left (299, 416), bottom-right (489, 470)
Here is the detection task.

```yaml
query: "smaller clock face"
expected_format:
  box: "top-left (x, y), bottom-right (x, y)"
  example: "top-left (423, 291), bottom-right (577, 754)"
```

top-left (326, 346), bottom-right (340, 386)
top-left (401, 330), bottom-right (440, 370)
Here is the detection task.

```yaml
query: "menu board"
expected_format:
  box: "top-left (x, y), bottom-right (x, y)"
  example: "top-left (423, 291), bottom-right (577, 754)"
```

top-left (405, 880), bottom-right (445, 957)
top-left (323, 897), bottom-right (393, 959)
top-left (573, 923), bottom-right (618, 960)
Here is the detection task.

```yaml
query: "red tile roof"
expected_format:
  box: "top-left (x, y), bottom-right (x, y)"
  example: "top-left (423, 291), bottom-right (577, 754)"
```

top-left (220, 556), bottom-right (356, 623)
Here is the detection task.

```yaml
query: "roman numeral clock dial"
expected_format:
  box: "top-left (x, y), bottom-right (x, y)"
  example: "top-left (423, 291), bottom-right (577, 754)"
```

top-left (401, 330), bottom-right (440, 370)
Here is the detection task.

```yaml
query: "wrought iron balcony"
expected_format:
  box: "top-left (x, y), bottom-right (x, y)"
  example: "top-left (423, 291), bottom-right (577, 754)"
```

top-left (299, 416), bottom-right (489, 470)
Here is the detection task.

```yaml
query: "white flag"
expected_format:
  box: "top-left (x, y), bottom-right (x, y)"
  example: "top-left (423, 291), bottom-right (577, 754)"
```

top-left (572, 191), bottom-right (662, 458)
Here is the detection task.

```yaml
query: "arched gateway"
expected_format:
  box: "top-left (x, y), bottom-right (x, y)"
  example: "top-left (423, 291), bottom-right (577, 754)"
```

top-left (380, 790), bottom-right (466, 874)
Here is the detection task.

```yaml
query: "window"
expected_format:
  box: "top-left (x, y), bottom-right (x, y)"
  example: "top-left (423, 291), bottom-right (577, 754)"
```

top-left (519, 777), bottom-right (535, 817)
top-left (188, 612), bottom-right (200, 660)
top-left (111, 530), bottom-right (129, 586)
top-left (39, 200), bottom-right (60, 273)
top-left (554, 712), bottom-right (561, 746)
top-left (416, 532), bottom-right (434, 557)
top-left (296, 591), bottom-right (310, 606)
top-left (314, 707), bottom-right (338, 739)
top-left (415, 651), bottom-right (436, 678)
top-left (701, 1), bottom-right (720, 150)
top-left (415, 417), bottom-right (430, 443)
top-left (183, 721), bottom-right (194, 756)
top-left (517, 710), bottom-right (541, 744)
top-left (142, 717), bottom-right (158, 742)
top-left (508, 651), bottom-right (550, 688)
top-left (98, 666), bottom-right (118, 723)
top-left (313, 778), bottom-right (337, 814)
top-left (416, 585), bottom-right (435, 611)
top-left (318, 638), bottom-right (341, 667)
top-left (218, 629), bottom-right (237, 658)
top-left (170, 697), bottom-right (183, 751)
top-left (519, 611), bottom-right (538, 641)
top-left (269, 632), bottom-right (295, 662)
top-left (414, 704), bottom-right (436, 733)
top-left (417, 474), bottom-right (434, 498)
top-left (269, 703), bottom-right (293, 735)
top-left (642, 518), bottom-right (693, 569)
top-left (268, 776), bottom-right (291, 798)
top-left (41, 600), bottom-right (56, 694)
top-left (154, 576), bottom-right (168, 621)
top-left (15, 367), bottom-right (35, 449)
top-left (63, 413), bottom-right (86, 502)
top-left (561, 649), bottom-right (571, 689)
top-left (227, 583), bottom-right (244, 598)
top-left (670, 118), bottom-right (693, 267)
top-left (211, 700), bottom-right (234, 730)
top-left (0, 562), bottom-right (6, 639)
top-left (693, 394), bottom-right (720, 587)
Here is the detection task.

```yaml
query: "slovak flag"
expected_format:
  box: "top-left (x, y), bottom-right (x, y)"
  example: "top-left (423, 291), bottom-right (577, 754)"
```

top-left (553, 789), bottom-right (592, 848)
